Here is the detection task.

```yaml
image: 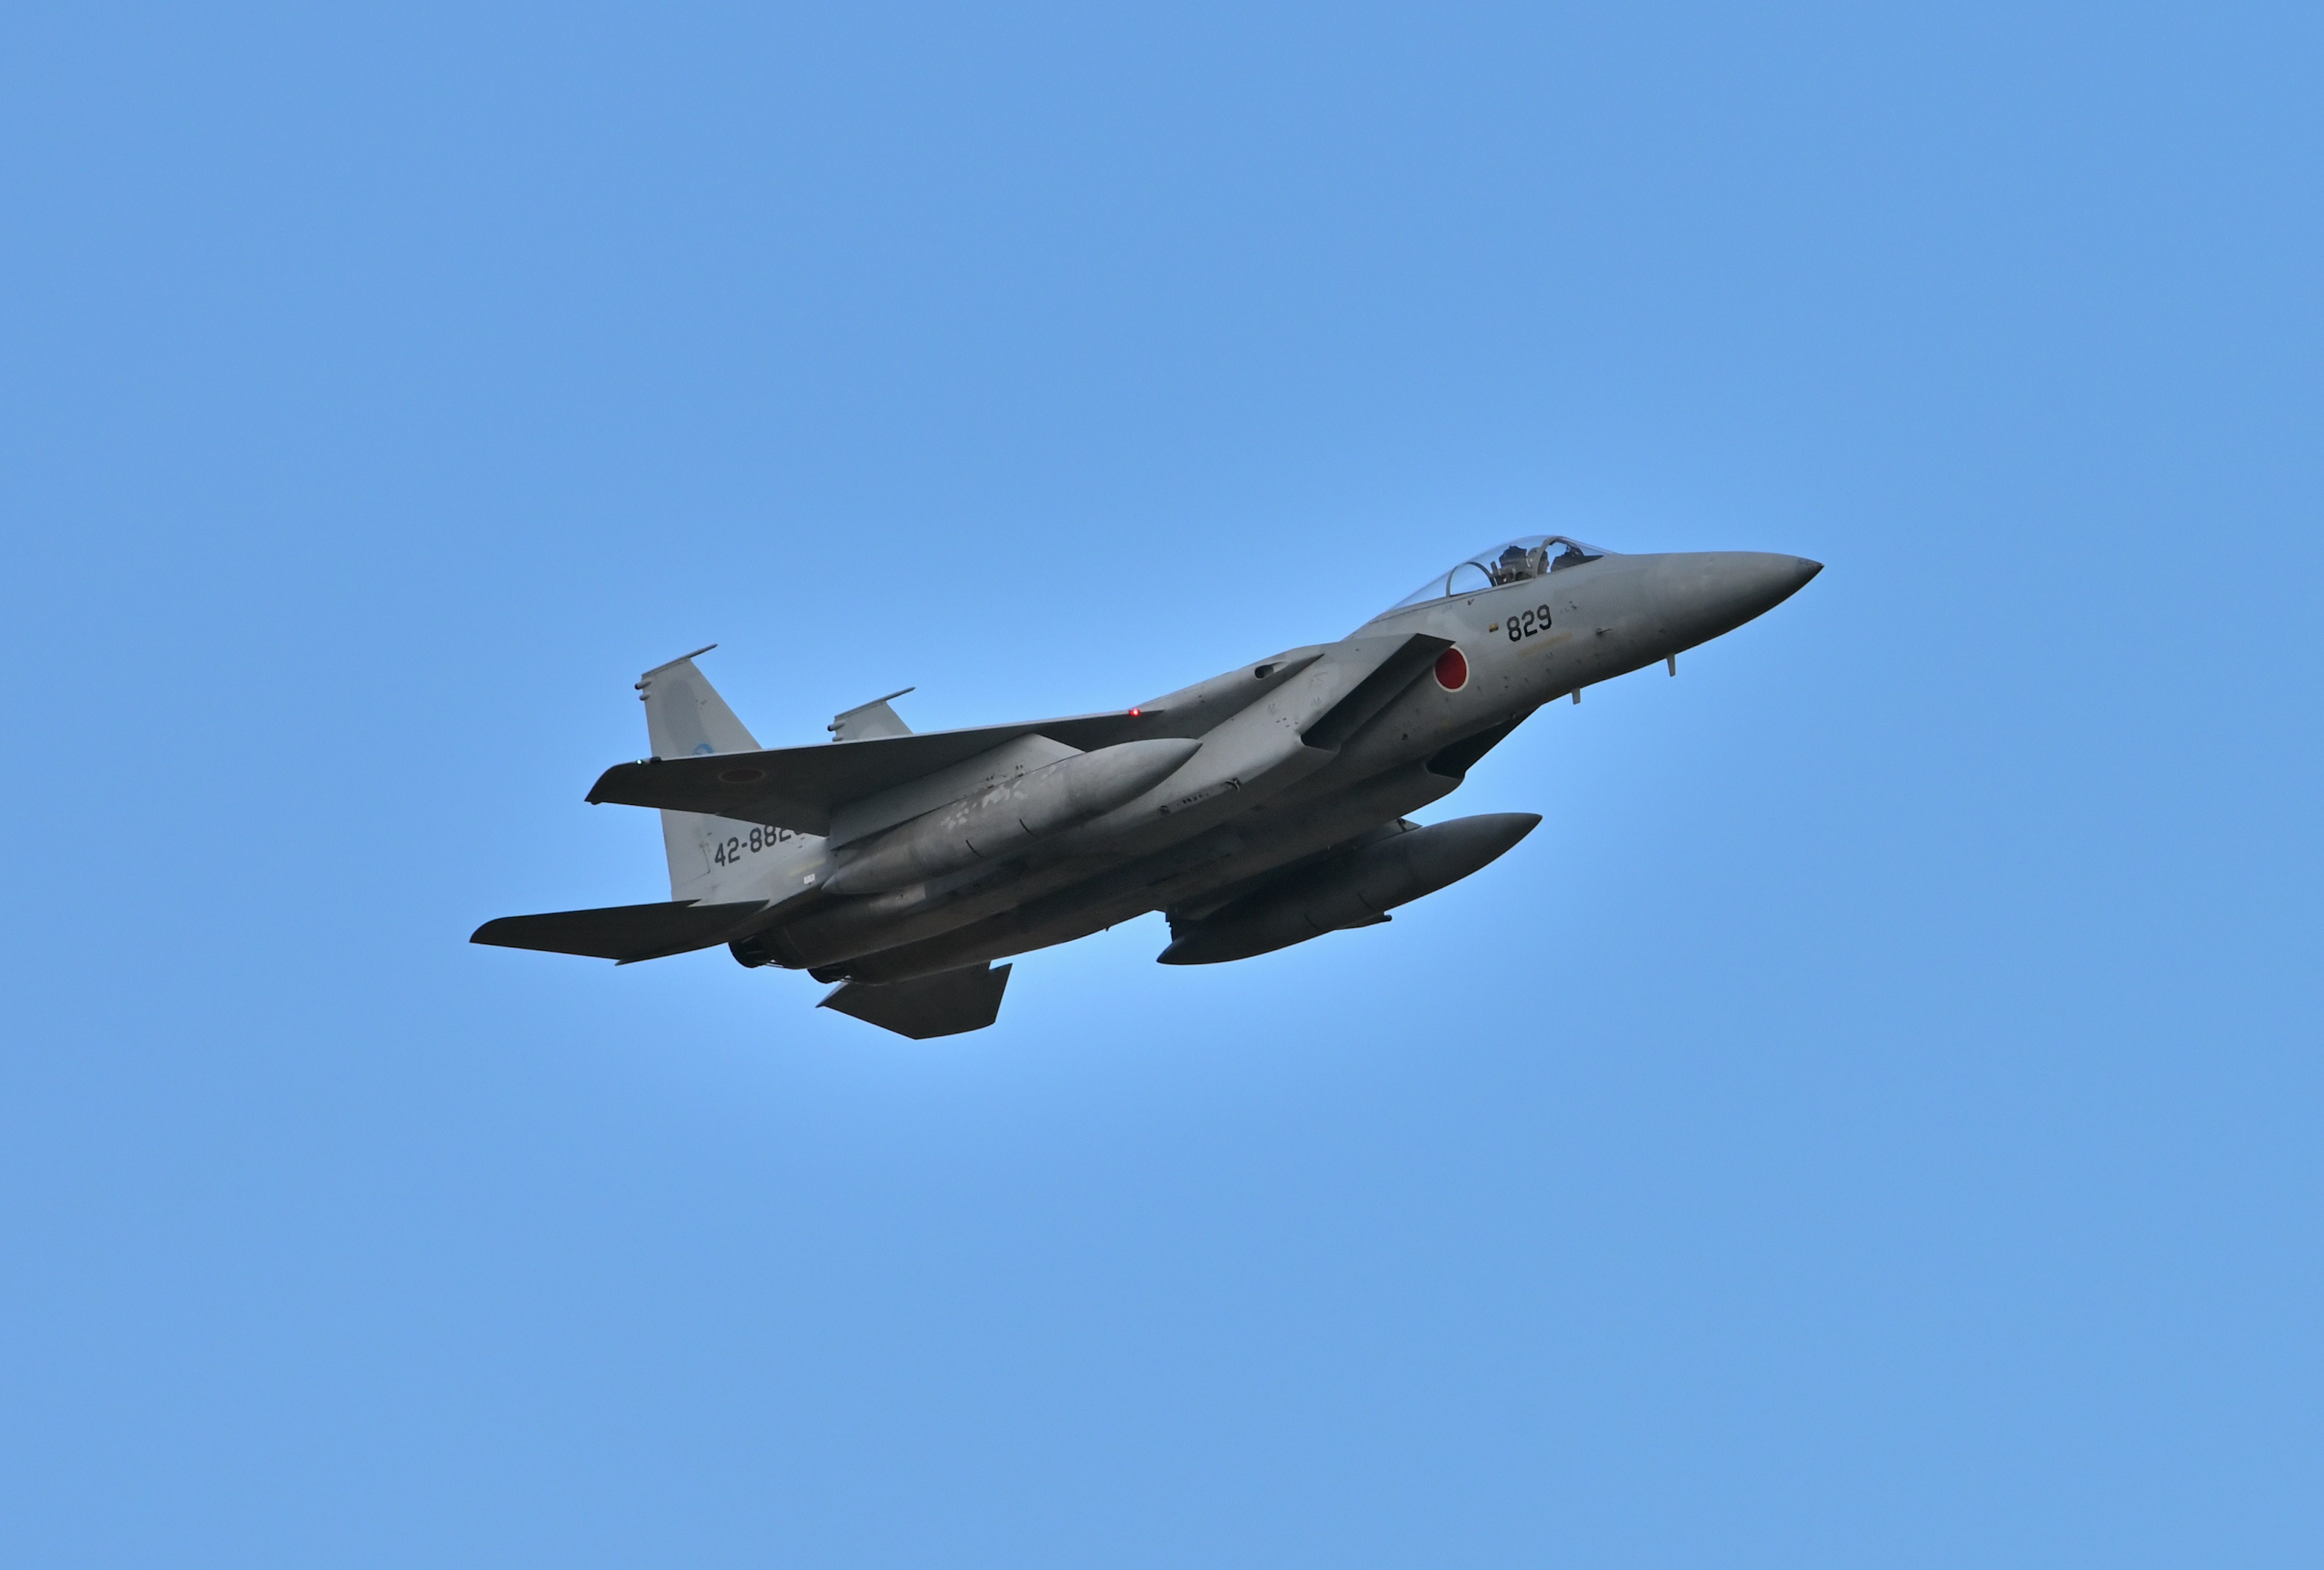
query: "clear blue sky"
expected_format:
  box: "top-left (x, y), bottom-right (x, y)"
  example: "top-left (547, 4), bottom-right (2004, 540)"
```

top-left (3, 3), bottom-right (2317, 1565)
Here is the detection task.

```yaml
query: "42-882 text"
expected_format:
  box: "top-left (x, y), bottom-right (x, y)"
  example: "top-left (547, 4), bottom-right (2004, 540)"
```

top-left (711, 825), bottom-right (798, 867)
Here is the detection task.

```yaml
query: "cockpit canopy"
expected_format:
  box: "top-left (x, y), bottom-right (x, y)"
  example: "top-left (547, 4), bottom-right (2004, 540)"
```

top-left (1384, 534), bottom-right (1613, 613)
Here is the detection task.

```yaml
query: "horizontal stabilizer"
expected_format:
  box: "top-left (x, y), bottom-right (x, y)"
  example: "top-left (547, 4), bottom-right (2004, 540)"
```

top-left (589, 711), bottom-right (1170, 835)
top-left (819, 963), bottom-right (1013, 1039)
top-left (470, 899), bottom-right (769, 963)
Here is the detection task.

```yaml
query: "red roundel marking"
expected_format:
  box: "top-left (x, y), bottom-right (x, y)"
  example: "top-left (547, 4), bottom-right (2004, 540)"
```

top-left (1434, 646), bottom-right (1469, 691)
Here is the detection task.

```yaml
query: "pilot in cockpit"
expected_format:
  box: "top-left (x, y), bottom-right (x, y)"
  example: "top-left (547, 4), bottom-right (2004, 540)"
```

top-left (1488, 542), bottom-right (1548, 586)
top-left (1377, 533), bottom-right (1614, 617)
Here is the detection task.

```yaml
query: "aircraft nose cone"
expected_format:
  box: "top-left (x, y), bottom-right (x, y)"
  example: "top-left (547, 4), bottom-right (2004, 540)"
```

top-left (1653, 551), bottom-right (1822, 643)
top-left (1731, 552), bottom-right (1822, 614)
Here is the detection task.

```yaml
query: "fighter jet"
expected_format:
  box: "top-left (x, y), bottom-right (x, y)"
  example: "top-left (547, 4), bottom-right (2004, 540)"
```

top-left (474, 537), bottom-right (1820, 1038)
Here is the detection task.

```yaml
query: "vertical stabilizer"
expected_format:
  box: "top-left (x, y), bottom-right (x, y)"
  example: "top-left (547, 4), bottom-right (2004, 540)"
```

top-left (829, 688), bottom-right (915, 741)
top-left (635, 648), bottom-right (781, 901)
top-left (639, 645), bottom-right (758, 758)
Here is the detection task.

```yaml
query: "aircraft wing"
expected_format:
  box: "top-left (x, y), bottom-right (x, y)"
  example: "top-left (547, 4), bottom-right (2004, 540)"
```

top-left (470, 899), bottom-right (771, 963)
top-left (585, 709), bottom-right (1171, 835)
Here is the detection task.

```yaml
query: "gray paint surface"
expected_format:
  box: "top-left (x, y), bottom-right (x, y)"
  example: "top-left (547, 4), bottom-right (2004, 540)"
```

top-left (474, 543), bottom-right (1821, 1036)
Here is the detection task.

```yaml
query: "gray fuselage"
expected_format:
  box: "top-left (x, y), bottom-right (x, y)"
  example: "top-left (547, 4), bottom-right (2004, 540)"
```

top-left (746, 549), bottom-right (1819, 983)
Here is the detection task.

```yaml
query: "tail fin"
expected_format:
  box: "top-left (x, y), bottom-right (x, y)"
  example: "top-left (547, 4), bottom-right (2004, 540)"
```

top-left (635, 647), bottom-right (766, 900)
top-left (828, 688), bottom-right (914, 741)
